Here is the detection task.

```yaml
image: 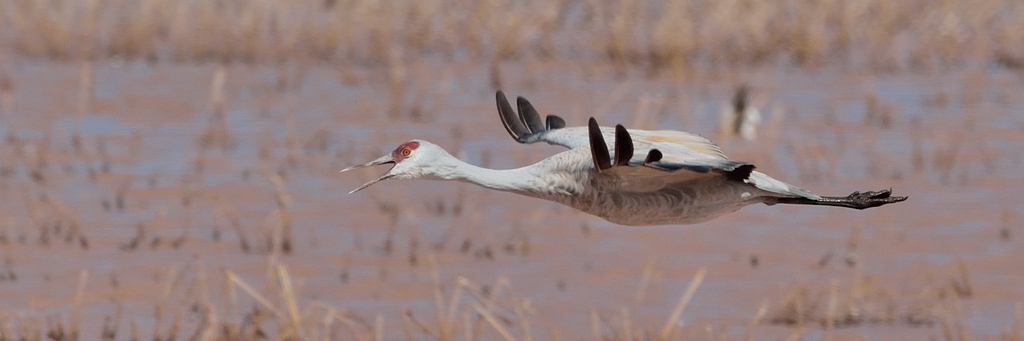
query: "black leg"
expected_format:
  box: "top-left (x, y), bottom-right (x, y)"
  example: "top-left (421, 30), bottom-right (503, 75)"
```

top-left (773, 189), bottom-right (907, 210)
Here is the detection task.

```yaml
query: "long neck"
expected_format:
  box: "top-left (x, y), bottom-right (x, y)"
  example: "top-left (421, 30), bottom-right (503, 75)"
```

top-left (431, 155), bottom-right (562, 198)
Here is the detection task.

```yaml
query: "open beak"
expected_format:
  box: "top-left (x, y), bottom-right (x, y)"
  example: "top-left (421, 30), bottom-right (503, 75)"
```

top-left (341, 154), bottom-right (396, 194)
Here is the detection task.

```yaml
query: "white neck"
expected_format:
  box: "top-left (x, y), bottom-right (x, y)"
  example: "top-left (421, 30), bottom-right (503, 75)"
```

top-left (428, 154), bottom-right (558, 198)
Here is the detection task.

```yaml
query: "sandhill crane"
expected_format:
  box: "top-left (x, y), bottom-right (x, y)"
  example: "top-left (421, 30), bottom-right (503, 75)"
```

top-left (342, 91), bottom-right (906, 226)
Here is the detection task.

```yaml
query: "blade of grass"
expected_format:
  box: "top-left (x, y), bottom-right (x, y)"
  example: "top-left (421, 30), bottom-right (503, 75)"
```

top-left (471, 303), bottom-right (515, 341)
top-left (276, 264), bottom-right (304, 339)
top-left (226, 270), bottom-right (283, 317)
top-left (659, 267), bottom-right (707, 339)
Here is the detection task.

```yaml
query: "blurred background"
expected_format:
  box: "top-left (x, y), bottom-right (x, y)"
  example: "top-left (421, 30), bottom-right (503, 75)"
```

top-left (0, 0), bottom-right (1022, 339)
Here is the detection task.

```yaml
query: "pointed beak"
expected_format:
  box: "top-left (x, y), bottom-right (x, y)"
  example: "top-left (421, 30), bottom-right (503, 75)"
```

top-left (341, 154), bottom-right (396, 194)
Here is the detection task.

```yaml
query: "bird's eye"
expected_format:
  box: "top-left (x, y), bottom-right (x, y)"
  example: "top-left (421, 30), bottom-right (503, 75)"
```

top-left (401, 148), bottom-right (412, 156)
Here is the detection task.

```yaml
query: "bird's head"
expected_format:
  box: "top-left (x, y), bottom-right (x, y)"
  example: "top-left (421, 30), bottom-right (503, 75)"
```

top-left (341, 140), bottom-right (450, 193)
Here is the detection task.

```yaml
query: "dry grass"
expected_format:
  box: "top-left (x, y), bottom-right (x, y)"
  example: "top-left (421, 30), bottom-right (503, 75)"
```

top-left (766, 266), bottom-right (977, 330)
top-left (0, 0), bottom-right (1023, 73)
top-left (0, 260), bottom-right (714, 341)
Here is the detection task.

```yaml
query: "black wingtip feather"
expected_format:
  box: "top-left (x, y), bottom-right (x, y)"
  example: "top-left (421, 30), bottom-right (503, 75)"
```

top-left (516, 97), bottom-right (546, 134)
top-left (546, 115), bottom-right (566, 130)
top-left (588, 118), bottom-right (612, 171)
top-left (498, 92), bottom-right (566, 144)
top-left (644, 149), bottom-right (663, 163)
top-left (496, 91), bottom-right (529, 141)
top-left (613, 124), bottom-right (633, 166)
top-left (725, 164), bottom-right (756, 182)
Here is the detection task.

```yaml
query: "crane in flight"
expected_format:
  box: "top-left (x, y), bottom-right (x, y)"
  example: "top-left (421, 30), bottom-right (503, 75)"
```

top-left (342, 91), bottom-right (906, 225)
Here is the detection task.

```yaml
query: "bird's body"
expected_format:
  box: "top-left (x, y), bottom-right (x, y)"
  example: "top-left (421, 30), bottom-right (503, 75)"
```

top-left (410, 136), bottom-right (786, 225)
top-left (343, 91), bottom-right (906, 226)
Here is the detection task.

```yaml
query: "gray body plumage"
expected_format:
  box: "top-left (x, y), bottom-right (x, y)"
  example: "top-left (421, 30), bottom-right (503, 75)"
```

top-left (484, 140), bottom-right (809, 226)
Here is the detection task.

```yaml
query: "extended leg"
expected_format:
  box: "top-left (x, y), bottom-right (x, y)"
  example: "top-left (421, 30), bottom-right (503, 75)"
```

top-left (771, 189), bottom-right (907, 210)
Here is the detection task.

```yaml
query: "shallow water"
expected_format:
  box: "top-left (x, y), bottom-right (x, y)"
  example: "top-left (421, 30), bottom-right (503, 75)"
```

top-left (0, 60), bottom-right (1022, 339)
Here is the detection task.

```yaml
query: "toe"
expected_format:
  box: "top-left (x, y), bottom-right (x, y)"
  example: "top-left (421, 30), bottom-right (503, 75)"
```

top-left (870, 190), bottom-right (892, 199)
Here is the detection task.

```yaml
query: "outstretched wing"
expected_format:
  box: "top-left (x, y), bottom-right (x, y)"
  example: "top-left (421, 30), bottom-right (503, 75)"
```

top-left (496, 91), bottom-right (579, 148)
top-left (585, 118), bottom-right (821, 199)
top-left (586, 117), bottom-right (755, 192)
top-left (496, 91), bottom-right (728, 160)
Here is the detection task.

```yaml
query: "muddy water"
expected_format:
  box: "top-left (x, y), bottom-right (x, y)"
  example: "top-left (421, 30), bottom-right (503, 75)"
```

top-left (0, 60), bottom-right (1022, 340)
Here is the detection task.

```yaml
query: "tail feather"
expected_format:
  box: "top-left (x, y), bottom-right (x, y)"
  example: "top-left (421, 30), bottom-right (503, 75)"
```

top-left (747, 171), bottom-right (821, 200)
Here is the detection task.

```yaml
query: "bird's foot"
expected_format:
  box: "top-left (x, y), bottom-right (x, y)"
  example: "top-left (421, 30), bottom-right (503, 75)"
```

top-left (842, 188), bottom-right (907, 209)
